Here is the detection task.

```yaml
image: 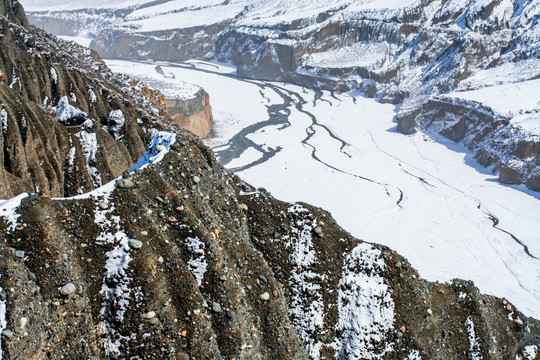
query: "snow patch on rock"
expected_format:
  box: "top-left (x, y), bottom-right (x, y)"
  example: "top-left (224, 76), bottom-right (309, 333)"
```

top-left (95, 193), bottom-right (135, 358)
top-left (331, 243), bottom-right (395, 360)
top-left (286, 203), bottom-right (325, 360)
top-left (465, 316), bottom-right (483, 360)
top-left (0, 276), bottom-right (6, 360)
top-left (55, 96), bottom-right (87, 124)
top-left (107, 109), bottom-right (125, 139)
top-left (0, 192), bottom-right (29, 232)
top-left (186, 236), bottom-right (207, 287)
top-left (405, 349), bottom-right (422, 359)
top-left (49, 67), bottom-right (58, 84)
top-left (302, 42), bottom-right (389, 69)
top-left (517, 345), bottom-right (538, 360)
top-left (1, 109), bottom-right (7, 135)
top-left (75, 128), bottom-right (101, 187)
top-left (525, 345), bottom-right (539, 359)
top-left (129, 131), bottom-right (176, 173)
top-left (88, 88), bottom-right (97, 104)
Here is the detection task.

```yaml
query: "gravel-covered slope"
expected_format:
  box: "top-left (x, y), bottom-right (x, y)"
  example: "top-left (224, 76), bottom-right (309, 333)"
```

top-left (0, 134), bottom-right (539, 360)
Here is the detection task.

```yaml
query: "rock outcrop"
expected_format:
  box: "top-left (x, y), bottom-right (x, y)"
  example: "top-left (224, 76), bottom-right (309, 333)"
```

top-left (0, 0), bottom-right (28, 27)
top-left (166, 88), bottom-right (213, 139)
top-left (110, 67), bottom-right (214, 140)
top-left (407, 96), bottom-right (540, 191)
top-left (91, 22), bottom-right (227, 62)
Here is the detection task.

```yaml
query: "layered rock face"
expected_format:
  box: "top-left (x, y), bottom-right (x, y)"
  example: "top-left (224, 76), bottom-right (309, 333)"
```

top-left (0, 0), bottom-right (28, 27)
top-left (27, 5), bottom-right (231, 61)
top-left (92, 23), bottom-right (226, 62)
top-left (27, 8), bottom-right (116, 37)
top-left (109, 64), bottom-right (214, 140)
top-left (166, 89), bottom-right (213, 139)
top-left (411, 96), bottom-right (540, 191)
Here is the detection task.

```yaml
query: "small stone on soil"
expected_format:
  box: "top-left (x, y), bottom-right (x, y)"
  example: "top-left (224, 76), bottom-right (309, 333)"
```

top-left (116, 178), bottom-right (134, 189)
top-left (238, 203), bottom-right (248, 211)
top-left (142, 311), bottom-right (156, 320)
top-left (212, 302), bottom-right (222, 313)
top-left (2, 329), bottom-right (15, 339)
top-left (176, 353), bottom-right (189, 360)
top-left (128, 239), bottom-right (143, 249)
top-left (260, 292), bottom-right (270, 301)
top-left (60, 283), bottom-right (76, 296)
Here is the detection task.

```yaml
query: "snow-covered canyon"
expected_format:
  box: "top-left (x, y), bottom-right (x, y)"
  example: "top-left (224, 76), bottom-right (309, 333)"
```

top-left (105, 59), bottom-right (540, 319)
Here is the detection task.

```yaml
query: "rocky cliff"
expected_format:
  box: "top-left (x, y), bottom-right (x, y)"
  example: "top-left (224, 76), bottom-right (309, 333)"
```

top-left (409, 96), bottom-right (540, 191)
top-left (165, 88), bottom-right (213, 139)
top-left (0, 2), bottom-right (539, 360)
top-left (0, 0), bottom-right (27, 27)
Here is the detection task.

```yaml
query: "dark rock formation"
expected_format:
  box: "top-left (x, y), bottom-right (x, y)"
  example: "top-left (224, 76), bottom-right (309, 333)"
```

top-left (411, 96), bottom-right (540, 190)
top-left (91, 22), bottom-right (227, 62)
top-left (27, 8), bottom-right (116, 37)
top-left (0, 0), bottom-right (28, 27)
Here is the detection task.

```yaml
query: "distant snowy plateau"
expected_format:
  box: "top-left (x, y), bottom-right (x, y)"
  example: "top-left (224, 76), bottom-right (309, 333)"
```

top-left (18, 0), bottom-right (540, 319)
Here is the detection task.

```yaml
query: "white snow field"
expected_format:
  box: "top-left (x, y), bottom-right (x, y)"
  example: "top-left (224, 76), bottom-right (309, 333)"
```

top-left (105, 59), bottom-right (540, 319)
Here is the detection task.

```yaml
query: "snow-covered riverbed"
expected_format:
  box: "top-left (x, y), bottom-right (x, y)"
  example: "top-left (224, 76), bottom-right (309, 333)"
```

top-left (106, 59), bottom-right (540, 319)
